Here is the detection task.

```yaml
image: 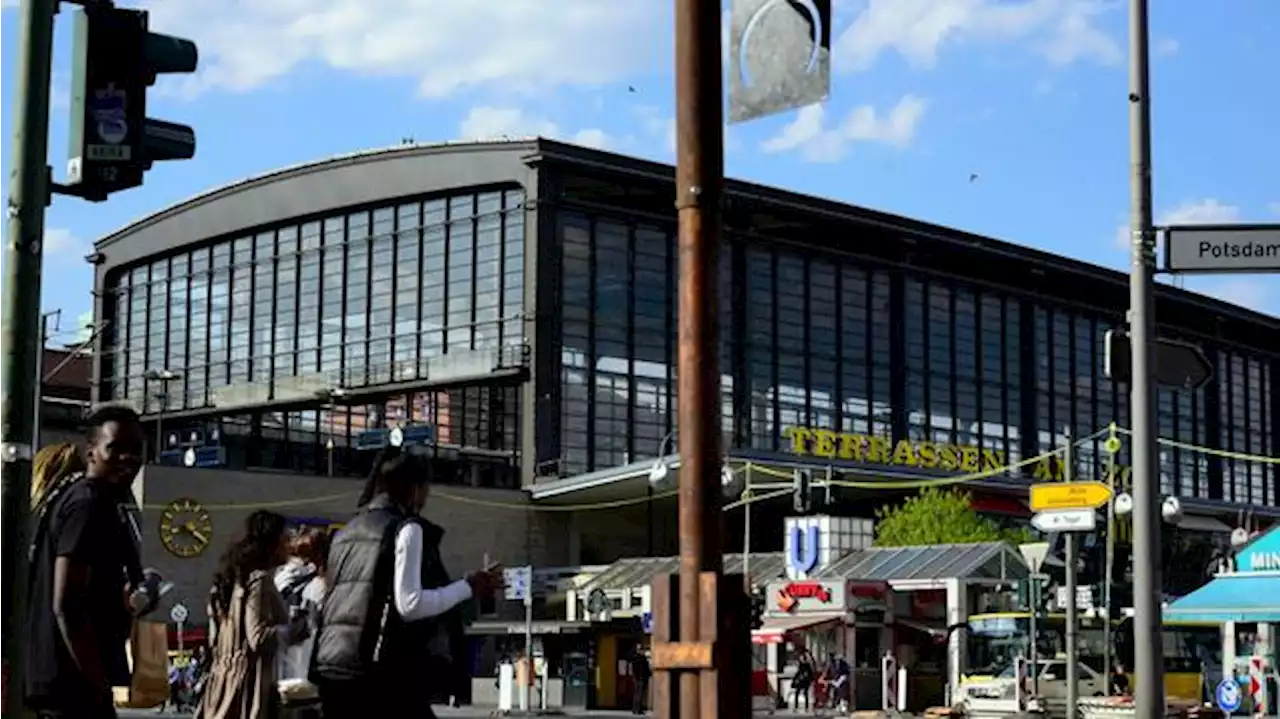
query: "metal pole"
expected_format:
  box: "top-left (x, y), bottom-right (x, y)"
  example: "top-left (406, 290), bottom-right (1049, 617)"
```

top-left (1064, 428), bottom-right (1079, 719)
top-left (155, 391), bottom-right (165, 462)
top-left (1128, 0), bottom-right (1165, 714)
top-left (1, 0), bottom-right (57, 713)
top-left (1030, 575), bottom-right (1040, 696)
top-left (742, 466), bottom-right (752, 594)
top-left (674, 0), bottom-right (725, 714)
top-left (1103, 452), bottom-right (1117, 695)
top-left (523, 590), bottom-right (533, 714)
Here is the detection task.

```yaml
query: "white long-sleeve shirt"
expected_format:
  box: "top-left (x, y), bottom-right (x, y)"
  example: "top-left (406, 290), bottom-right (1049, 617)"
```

top-left (393, 522), bottom-right (472, 621)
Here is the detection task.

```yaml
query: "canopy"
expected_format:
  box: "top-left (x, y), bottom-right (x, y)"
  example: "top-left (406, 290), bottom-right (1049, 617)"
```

top-left (751, 613), bottom-right (844, 645)
top-left (1164, 572), bottom-right (1280, 624)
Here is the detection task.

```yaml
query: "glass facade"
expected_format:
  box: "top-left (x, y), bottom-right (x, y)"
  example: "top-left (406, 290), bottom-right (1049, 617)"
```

top-left (554, 207), bottom-right (1277, 506)
top-left (102, 187), bottom-right (527, 485)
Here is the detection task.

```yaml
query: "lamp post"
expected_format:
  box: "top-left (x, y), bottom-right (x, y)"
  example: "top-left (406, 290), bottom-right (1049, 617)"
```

top-left (143, 369), bottom-right (183, 463)
top-left (315, 387), bottom-right (349, 476)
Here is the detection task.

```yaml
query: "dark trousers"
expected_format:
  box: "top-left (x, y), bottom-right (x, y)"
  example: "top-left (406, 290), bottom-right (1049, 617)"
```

top-left (31, 694), bottom-right (117, 719)
top-left (320, 677), bottom-right (437, 719)
top-left (632, 677), bottom-right (649, 713)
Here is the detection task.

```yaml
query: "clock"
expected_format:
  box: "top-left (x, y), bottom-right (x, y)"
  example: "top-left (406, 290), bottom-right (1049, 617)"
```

top-left (159, 498), bottom-right (213, 558)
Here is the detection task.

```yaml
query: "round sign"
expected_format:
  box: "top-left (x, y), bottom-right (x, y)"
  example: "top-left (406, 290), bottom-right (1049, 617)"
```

top-left (1216, 678), bottom-right (1242, 712)
top-left (389, 426), bottom-right (405, 448)
top-left (170, 603), bottom-right (189, 624)
top-left (183, 447), bottom-right (197, 467)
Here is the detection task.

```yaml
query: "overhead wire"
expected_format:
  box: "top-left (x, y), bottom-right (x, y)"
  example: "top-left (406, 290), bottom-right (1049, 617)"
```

top-left (133, 425), bottom-right (1276, 513)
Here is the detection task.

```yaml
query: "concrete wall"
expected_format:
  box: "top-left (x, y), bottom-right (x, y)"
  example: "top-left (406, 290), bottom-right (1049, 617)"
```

top-left (135, 466), bottom-right (572, 625)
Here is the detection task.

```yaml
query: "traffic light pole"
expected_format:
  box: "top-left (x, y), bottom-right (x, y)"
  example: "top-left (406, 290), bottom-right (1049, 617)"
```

top-left (1127, 0), bottom-right (1166, 714)
top-left (1063, 430), bottom-right (1079, 719)
top-left (1, 0), bottom-right (57, 716)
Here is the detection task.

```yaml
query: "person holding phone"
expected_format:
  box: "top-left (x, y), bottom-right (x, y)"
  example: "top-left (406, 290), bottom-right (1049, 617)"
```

top-left (312, 447), bottom-right (502, 719)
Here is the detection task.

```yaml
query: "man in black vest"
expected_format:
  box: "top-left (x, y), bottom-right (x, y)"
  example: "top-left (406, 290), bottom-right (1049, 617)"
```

top-left (312, 448), bottom-right (501, 718)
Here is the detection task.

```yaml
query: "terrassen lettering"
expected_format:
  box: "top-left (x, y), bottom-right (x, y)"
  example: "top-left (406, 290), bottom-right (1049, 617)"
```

top-left (785, 427), bottom-right (1006, 473)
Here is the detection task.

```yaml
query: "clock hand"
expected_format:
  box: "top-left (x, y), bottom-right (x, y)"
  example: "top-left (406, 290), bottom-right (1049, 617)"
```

top-left (183, 521), bottom-right (209, 544)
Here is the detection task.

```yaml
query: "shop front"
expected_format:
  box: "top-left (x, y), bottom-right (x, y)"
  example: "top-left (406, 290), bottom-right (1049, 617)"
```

top-left (1166, 524), bottom-right (1280, 715)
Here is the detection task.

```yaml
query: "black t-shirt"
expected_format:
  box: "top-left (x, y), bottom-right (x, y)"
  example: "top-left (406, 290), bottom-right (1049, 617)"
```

top-left (25, 477), bottom-right (135, 703)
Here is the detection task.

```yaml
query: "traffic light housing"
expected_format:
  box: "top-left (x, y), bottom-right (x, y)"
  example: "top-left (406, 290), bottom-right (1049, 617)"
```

top-left (792, 469), bottom-right (812, 514)
top-left (63, 4), bottom-right (197, 202)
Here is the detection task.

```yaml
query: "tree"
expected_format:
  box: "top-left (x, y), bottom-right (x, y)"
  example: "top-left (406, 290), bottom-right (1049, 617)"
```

top-left (873, 487), bottom-right (1033, 547)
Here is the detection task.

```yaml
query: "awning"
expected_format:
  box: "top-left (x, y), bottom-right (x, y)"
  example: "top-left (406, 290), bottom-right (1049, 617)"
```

top-left (751, 613), bottom-right (844, 645)
top-left (1164, 573), bottom-right (1280, 623)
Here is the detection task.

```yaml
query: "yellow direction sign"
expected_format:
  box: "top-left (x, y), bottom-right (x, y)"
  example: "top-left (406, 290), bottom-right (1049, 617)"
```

top-left (1030, 481), bottom-right (1113, 512)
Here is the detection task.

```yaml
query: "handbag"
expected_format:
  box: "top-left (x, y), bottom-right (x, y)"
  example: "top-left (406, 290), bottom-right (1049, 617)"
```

top-left (114, 620), bottom-right (170, 708)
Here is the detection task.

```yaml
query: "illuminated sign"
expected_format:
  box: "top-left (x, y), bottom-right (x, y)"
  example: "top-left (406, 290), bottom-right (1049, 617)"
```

top-left (783, 425), bottom-right (1134, 484)
top-left (776, 581), bottom-right (834, 612)
top-left (784, 427), bottom-right (1005, 473)
top-left (788, 524), bottom-right (820, 574)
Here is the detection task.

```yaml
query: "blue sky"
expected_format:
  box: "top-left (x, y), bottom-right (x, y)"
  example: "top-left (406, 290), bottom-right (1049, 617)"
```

top-left (3, 0), bottom-right (1278, 346)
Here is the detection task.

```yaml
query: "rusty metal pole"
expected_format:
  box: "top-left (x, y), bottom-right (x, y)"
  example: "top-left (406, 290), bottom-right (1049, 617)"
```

top-left (674, 0), bottom-right (725, 715)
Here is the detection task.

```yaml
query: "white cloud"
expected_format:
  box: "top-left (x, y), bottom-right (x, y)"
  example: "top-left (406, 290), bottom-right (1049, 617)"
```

top-left (138, 0), bottom-right (664, 98)
top-left (456, 106), bottom-right (616, 150)
top-left (1197, 278), bottom-right (1272, 316)
top-left (835, 0), bottom-right (1121, 73)
top-left (42, 228), bottom-right (85, 259)
top-left (761, 96), bottom-right (927, 163)
top-left (1155, 37), bottom-right (1180, 57)
top-left (1113, 198), bottom-right (1241, 252)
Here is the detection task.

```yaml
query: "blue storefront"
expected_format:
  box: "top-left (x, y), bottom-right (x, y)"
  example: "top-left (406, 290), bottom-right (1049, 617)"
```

top-left (1167, 526), bottom-right (1280, 713)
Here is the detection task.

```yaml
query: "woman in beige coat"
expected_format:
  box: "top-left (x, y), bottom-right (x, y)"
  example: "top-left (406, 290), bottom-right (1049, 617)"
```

top-left (197, 510), bottom-right (308, 719)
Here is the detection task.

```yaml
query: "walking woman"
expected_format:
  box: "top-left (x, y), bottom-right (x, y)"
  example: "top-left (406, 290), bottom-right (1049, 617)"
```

top-left (198, 510), bottom-right (309, 719)
top-left (312, 447), bottom-right (502, 719)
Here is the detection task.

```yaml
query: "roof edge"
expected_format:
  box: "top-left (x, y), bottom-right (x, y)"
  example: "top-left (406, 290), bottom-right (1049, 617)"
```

top-left (94, 138), bottom-right (543, 249)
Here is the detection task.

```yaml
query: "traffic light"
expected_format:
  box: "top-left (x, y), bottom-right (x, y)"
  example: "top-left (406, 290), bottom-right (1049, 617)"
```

top-left (63, 4), bottom-right (197, 202)
top-left (750, 589), bottom-right (766, 630)
top-left (792, 469), bottom-right (812, 514)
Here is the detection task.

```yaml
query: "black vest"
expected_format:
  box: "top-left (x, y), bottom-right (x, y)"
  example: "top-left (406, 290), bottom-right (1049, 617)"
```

top-left (311, 495), bottom-right (402, 682)
top-left (380, 517), bottom-right (464, 680)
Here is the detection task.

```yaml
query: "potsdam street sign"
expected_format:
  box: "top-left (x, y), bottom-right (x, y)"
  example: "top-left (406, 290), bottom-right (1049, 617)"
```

top-left (1164, 224), bottom-right (1280, 273)
top-left (1030, 481), bottom-right (1113, 513)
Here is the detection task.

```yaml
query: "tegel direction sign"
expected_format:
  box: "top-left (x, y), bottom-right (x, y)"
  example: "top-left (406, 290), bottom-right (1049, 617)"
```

top-left (1165, 224), bottom-right (1280, 273)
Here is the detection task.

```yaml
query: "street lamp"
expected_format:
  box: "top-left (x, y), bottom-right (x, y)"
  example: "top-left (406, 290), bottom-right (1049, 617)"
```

top-left (648, 430), bottom-right (677, 485)
top-left (315, 387), bottom-right (349, 476)
top-left (143, 368), bottom-right (183, 463)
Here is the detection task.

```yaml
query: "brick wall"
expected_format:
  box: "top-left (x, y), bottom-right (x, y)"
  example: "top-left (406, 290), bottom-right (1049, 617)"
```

top-left (136, 466), bottom-right (572, 626)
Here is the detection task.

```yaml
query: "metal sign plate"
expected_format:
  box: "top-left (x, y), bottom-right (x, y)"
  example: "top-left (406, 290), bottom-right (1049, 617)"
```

top-left (729, 0), bottom-right (831, 124)
top-left (1164, 224), bottom-right (1280, 273)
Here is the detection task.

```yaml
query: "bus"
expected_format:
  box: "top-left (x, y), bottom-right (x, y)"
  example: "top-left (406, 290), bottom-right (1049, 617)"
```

top-left (965, 612), bottom-right (1220, 700)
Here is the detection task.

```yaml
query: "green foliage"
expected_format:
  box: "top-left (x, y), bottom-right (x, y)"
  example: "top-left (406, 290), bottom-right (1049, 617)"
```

top-left (873, 487), bottom-right (1033, 547)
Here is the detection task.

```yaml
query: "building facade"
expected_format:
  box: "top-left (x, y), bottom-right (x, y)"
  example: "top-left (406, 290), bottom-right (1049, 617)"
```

top-left (90, 140), bottom-right (1279, 592)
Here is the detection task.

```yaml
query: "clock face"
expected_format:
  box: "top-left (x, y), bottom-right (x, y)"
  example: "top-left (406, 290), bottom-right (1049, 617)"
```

top-left (159, 498), bottom-right (213, 559)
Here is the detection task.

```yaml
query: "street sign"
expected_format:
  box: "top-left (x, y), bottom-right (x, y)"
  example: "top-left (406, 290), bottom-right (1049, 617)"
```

top-left (1054, 585), bottom-right (1095, 612)
top-left (1164, 224), bottom-right (1280, 273)
top-left (1031, 509), bottom-right (1098, 533)
top-left (504, 566), bottom-right (532, 603)
top-left (728, 0), bottom-right (831, 123)
top-left (1216, 678), bottom-right (1242, 713)
top-left (169, 602), bottom-right (188, 624)
top-left (1030, 481), bottom-right (1113, 512)
top-left (1104, 330), bottom-right (1213, 390)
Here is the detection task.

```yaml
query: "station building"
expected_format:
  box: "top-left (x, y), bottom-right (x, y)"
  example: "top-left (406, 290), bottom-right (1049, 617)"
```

top-left (87, 138), bottom-right (1279, 707)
